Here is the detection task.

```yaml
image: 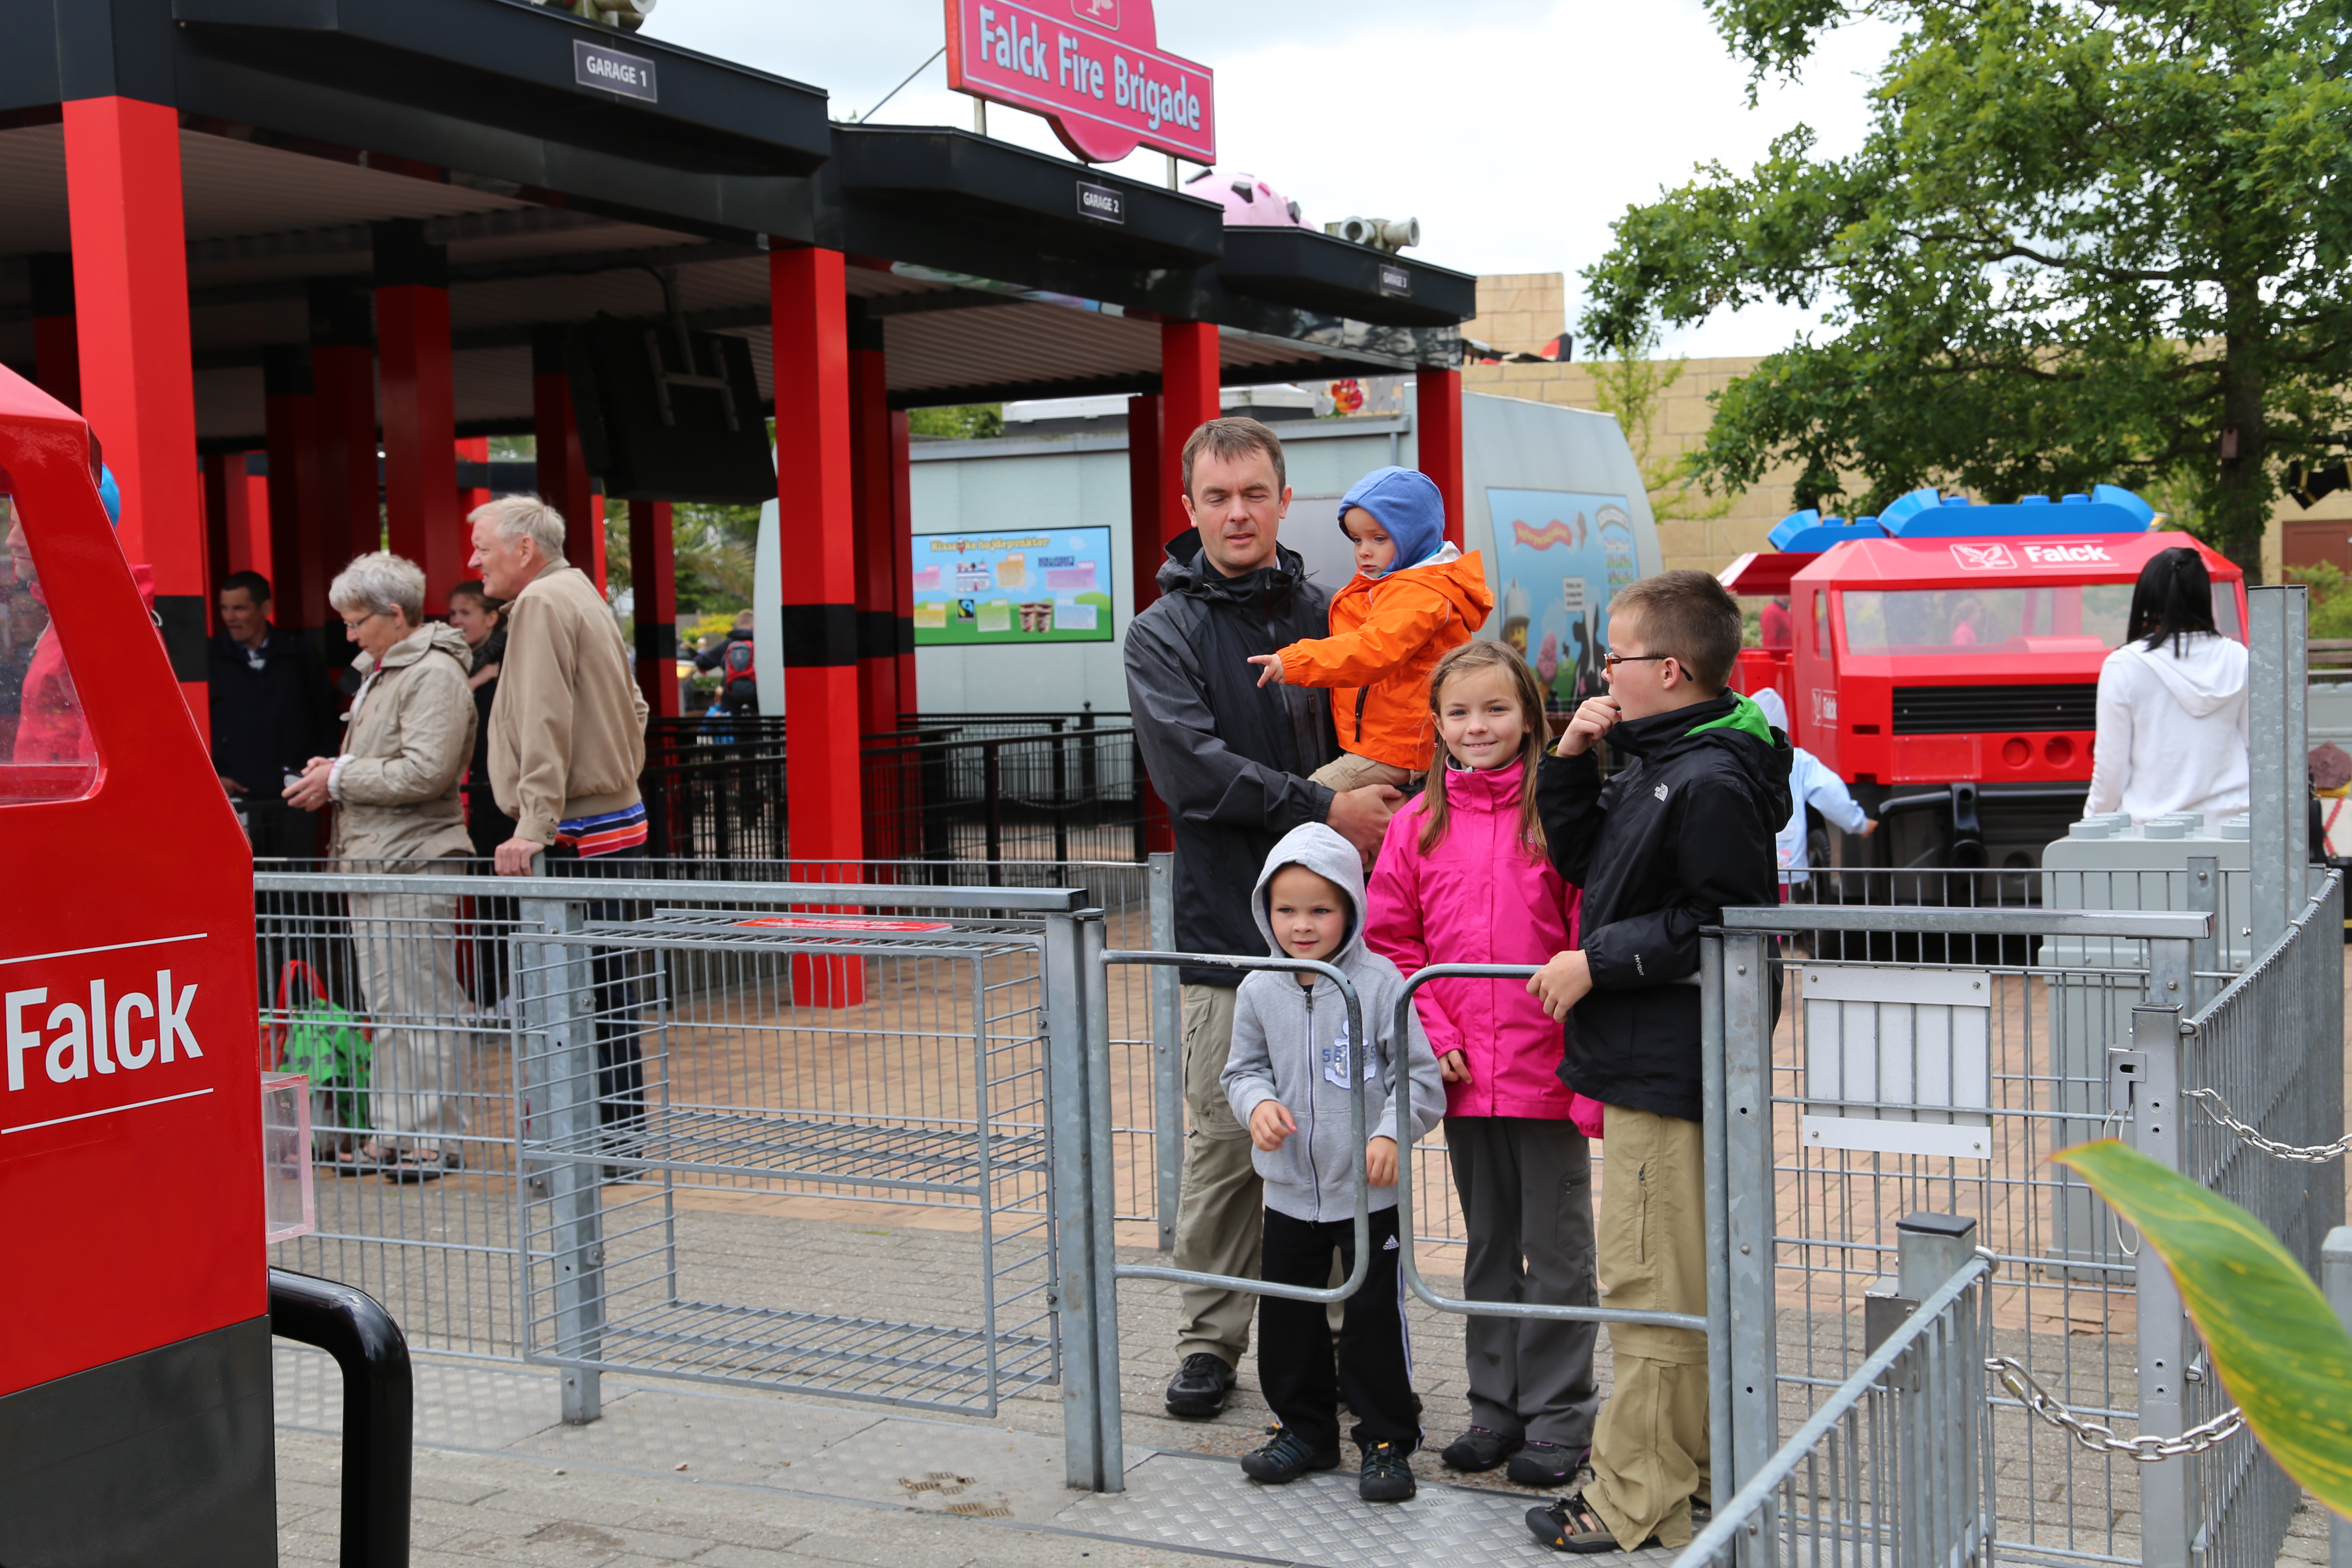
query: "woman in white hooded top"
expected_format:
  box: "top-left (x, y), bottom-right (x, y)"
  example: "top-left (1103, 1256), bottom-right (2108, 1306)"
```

top-left (2085, 547), bottom-right (2249, 823)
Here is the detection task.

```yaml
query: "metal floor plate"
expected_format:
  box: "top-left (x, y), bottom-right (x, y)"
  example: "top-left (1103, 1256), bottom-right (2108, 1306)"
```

top-left (1056, 1454), bottom-right (1682, 1568)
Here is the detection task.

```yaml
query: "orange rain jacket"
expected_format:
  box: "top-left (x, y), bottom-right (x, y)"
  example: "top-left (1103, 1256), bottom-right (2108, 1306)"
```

top-left (1272, 549), bottom-right (1495, 771)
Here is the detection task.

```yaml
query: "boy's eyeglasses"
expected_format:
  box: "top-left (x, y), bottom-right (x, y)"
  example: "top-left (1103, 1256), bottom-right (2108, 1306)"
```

top-left (1602, 652), bottom-right (1673, 672)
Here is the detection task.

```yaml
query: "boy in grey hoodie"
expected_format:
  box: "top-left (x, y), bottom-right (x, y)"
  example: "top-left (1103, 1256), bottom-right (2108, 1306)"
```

top-left (1222, 823), bottom-right (1446, 1503)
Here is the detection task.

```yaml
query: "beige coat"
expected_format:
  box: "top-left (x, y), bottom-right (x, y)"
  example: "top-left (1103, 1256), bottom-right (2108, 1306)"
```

top-left (489, 562), bottom-right (648, 846)
top-left (331, 622), bottom-right (478, 866)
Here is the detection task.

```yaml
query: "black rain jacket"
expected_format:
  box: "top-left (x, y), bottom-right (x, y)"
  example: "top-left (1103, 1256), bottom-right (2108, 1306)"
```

top-left (1124, 532), bottom-right (1338, 985)
top-left (208, 624), bottom-right (340, 794)
top-left (1538, 691), bottom-right (1791, 1121)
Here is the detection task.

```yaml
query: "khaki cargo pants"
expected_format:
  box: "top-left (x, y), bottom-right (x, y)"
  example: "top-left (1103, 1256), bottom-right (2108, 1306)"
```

top-left (1586, 1105), bottom-right (1710, 1551)
top-left (1171, 983), bottom-right (1263, 1365)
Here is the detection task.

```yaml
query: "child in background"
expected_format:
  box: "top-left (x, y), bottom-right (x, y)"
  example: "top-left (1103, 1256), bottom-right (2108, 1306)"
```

top-left (1222, 822), bottom-right (1446, 1504)
top-left (1525, 571), bottom-right (1789, 1554)
top-left (1748, 687), bottom-right (1875, 897)
top-left (1367, 641), bottom-right (1603, 1488)
top-left (1249, 467), bottom-right (1494, 794)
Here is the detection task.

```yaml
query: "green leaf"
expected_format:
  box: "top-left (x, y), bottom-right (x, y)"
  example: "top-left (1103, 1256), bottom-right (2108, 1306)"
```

top-left (2055, 1139), bottom-right (2352, 1515)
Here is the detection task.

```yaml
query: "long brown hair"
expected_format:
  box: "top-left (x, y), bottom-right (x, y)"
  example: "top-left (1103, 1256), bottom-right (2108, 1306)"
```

top-left (1418, 640), bottom-right (1549, 859)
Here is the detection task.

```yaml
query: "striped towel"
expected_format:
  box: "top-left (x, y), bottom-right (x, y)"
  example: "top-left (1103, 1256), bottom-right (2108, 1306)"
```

top-left (554, 801), bottom-right (648, 858)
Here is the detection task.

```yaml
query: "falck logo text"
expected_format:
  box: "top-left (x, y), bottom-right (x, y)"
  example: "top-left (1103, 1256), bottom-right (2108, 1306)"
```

top-left (1949, 543), bottom-right (2017, 572)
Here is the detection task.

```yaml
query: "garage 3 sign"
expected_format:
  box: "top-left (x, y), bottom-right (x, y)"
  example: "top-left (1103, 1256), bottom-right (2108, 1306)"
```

top-left (947, 0), bottom-right (1215, 165)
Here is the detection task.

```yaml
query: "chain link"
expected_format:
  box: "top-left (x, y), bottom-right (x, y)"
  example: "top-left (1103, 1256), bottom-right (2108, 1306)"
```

top-left (1988, 1357), bottom-right (2244, 1460)
top-left (2184, 1088), bottom-right (2352, 1163)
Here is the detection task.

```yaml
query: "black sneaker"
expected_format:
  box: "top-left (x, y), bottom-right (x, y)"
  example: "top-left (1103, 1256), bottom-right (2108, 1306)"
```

top-left (1440, 1426), bottom-right (1524, 1472)
top-left (1164, 1352), bottom-right (1237, 1418)
top-left (1359, 1441), bottom-right (1416, 1502)
top-left (1240, 1427), bottom-right (1339, 1484)
top-left (1507, 1441), bottom-right (1590, 1488)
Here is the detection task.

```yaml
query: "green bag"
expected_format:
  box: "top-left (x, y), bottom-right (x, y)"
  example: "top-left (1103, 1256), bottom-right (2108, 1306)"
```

top-left (273, 960), bottom-right (372, 1143)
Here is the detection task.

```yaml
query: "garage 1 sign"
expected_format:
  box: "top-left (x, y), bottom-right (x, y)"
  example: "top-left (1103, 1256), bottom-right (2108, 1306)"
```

top-left (945, 0), bottom-right (1216, 165)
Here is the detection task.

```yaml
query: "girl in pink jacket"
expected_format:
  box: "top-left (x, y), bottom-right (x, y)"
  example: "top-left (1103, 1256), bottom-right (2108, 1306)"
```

top-left (1366, 640), bottom-right (1600, 1488)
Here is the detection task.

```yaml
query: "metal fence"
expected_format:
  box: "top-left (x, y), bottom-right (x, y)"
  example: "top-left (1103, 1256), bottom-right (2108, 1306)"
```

top-left (1675, 1215), bottom-right (1995, 1568)
top-left (637, 721), bottom-right (1146, 867)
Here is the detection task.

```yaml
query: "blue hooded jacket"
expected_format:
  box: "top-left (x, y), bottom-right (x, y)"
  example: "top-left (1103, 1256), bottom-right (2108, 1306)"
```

top-left (1337, 466), bottom-right (1446, 577)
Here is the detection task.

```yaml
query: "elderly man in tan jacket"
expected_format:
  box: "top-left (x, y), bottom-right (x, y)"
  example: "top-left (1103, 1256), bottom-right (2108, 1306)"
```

top-left (468, 494), bottom-right (651, 1140)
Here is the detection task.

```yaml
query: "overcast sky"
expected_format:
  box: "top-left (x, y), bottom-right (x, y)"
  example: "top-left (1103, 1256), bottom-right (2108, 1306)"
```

top-left (641, 0), bottom-right (1898, 360)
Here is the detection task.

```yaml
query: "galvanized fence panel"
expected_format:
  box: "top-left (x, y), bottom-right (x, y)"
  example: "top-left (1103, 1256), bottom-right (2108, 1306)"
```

top-left (1675, 1220), bottom-right (1995, 1568)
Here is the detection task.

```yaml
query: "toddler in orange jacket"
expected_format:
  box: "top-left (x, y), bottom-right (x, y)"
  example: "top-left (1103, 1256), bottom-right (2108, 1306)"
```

top-left (1250, 466), bottom-right (1495, 792)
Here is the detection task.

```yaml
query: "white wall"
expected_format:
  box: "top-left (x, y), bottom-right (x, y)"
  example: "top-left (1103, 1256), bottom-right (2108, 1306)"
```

top-left (901, 395), bottom-right (1657, 715)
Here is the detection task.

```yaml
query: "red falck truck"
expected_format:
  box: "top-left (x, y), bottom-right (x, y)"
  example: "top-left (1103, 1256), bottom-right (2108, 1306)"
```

top-left (1721, 486), bottom-right (2248, 882)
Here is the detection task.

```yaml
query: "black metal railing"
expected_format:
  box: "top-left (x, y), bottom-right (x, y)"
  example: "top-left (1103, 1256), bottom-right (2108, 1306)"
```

top-left (637, 711), bottom-right (1145, 868)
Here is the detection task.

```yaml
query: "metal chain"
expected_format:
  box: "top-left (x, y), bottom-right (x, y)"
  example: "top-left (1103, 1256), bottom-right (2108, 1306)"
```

top-left (2184, 1088), bottom-right (2352, 1163)
top-left (1988, 1357), bottom-right (2245, 1460)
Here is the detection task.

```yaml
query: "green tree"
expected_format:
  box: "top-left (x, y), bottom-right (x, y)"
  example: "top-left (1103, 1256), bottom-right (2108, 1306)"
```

top-left (906, 403), bottom-right (1004, 439)
top-left (1579, 0), bottom-right (2352, 578)
top-left (1588, 328), bottom-right (1736, 529)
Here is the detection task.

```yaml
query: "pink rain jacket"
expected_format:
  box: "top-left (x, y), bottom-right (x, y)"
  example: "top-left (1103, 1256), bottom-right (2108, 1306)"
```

top-left (1366, 760), bottom-right (1591, 1124)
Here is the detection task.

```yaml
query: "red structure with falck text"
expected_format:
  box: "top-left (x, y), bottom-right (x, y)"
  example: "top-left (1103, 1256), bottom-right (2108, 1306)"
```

top-left (0, 362), bottom-right (275, 1561)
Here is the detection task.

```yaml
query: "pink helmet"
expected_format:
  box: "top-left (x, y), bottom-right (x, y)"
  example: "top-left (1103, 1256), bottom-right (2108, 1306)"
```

top-left (1185, 169), bottom-right (1303, 227)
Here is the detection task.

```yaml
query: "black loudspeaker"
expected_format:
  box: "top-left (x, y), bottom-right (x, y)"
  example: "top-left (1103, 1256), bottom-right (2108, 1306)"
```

top-left (565, 313), bottom-right (774, 504)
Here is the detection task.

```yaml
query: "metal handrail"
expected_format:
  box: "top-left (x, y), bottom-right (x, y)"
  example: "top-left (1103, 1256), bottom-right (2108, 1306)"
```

top-left (270, 1268), bottom-right (413, 1568)
top-left (2186, 868), bottom-right (2340, 1030)
top-left (1388, 962), bottom-right (1709, 1331)
top-left (1722, 904), bottom-right (2212, 938)
top-left (1102, 949), bottom-right (1374, 1306)
top-left (254, 870), bottom-right (1089, 911)
top-left (1670, 1250), bottom-right (1996, 1568)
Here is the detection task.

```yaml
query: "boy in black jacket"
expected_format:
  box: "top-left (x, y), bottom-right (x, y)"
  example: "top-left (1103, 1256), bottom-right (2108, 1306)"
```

top-left (1522, 571), bottom-right (1790, 1555)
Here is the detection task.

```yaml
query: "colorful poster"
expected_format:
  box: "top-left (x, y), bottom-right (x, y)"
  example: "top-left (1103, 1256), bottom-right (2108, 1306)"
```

top-left (911, 526), bottom-right (1115, 645)
top-left (1488, 488), bottom-right (1639, 714)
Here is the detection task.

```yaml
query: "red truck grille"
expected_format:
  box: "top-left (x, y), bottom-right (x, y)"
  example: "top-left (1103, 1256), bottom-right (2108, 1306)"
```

top-left (1891, 683), bottom-right (2099, 735)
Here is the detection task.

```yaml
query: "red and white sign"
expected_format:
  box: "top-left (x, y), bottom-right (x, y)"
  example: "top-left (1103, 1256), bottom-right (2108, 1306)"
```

top-left (2021, 542), bottom-right (2116, 566)
top-left (946, 0), bottom-right (1216, 165)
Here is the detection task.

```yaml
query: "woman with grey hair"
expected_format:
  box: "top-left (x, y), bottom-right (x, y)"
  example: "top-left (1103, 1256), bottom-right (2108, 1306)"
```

top-left (285, 551), bottom-right (478, 1179)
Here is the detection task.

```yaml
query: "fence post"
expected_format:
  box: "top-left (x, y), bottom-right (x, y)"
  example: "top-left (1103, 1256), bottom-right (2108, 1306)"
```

top-left (2186, 856), bottom-right (2220, 1010)
top-left (1147, 852), bottom-right (1182, 1252)
top-left (1700, 932), bottom-right (1734, 1527)
top-left (2326, 1228), bottom-right (2352, 1568)
top-left (984, 741), bottom-right (1004, 881)
top-left (2128, 1001), bottom-right (2195, 1568)
top-left (517, 885), bottom-right (604, 1424)
top-left (1897, 1213), bottom-right (1981, 1568)
top-left (1079, 910), bottom-right (1125, 1491)
top-left (1041, 909), bottom-right (1106, 1490)
top-left (1720, 929), bottom-right (1779, 1513)
top-left (2289, 583), bottom-right (2311, 883)
top-left (2251, 587), bottom-right (2291, 952)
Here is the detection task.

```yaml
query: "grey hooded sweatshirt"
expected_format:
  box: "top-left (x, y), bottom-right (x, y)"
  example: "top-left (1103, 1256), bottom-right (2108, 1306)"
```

top-left (1221, 822), bottom-right (1445, 1224)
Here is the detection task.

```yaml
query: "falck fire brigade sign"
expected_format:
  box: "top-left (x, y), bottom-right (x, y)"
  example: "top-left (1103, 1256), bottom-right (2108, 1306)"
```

top-left (946, 0), bottom-right (1216, 165)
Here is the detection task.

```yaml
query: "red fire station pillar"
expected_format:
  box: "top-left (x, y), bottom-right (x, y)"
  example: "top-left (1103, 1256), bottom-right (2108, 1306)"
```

top-left (456, 435), bottom-right (490, 524)
top-left (63, 95), bottom-right (208, 726)
top-left (848, 308), bottom-right (897, 741)
top-left (1416, 363), bottom-right (1465, 551)
top-left (201, 454), bottom-right (233, 626)
top-left (1159, 322), bottom-right (1221, 554)
top-left (208, 452), bottom-right (269, 581)
top-left (263, 348), bottom-right (325, 637)
top-left (890, 409), bottom-right (917, 717)
top-left (531, 327), bottom-right (604, 588)
top-left (29, 253), bottom-right (78, 412)
top-left (309, 279), bottom-right (380, 577)
top-left (628, 499), bottom-right (679, 719)
top-left (376, 220), bottom-right (464, 599)
top-left (771, 247), bottom-right (866, 1001)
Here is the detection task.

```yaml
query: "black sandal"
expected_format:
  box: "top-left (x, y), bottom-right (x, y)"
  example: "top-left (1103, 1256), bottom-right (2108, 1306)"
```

top-left (1525, 1489), bottom-right (1657, 1555)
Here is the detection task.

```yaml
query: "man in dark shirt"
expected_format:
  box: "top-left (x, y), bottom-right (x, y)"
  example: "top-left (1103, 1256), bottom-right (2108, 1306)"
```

top-left (208, 570), bottom-right (338, 860)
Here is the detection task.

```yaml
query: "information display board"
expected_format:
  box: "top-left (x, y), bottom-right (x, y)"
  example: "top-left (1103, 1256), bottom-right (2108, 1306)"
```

top-left (1489, 487), bottom-right (1641, 714)
top-left (910, 526), bottom-right (1115, 645)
